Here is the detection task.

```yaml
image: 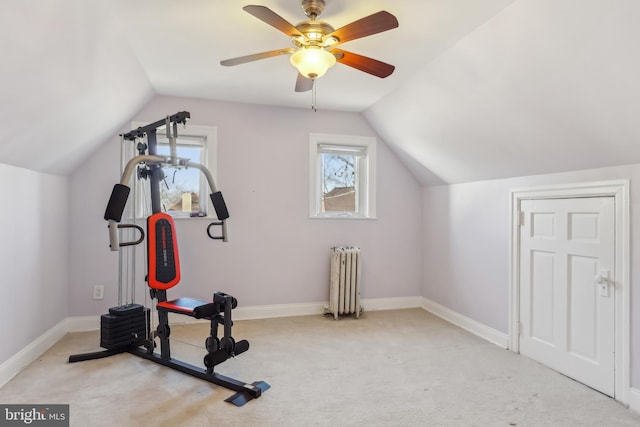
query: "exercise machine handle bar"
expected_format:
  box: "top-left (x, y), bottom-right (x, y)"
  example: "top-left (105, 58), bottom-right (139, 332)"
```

top-left (114, 224), bottom-right (145, 248)
top-left (207, 222), bottom-right (226, 240)
top-left (105, 154), bottom-right (230, 250)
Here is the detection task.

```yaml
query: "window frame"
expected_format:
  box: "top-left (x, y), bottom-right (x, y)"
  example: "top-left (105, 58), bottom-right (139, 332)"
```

top-left (308, 133), bottom-right (376, 219)
top-left (127, 123), bottom-right (218, 220)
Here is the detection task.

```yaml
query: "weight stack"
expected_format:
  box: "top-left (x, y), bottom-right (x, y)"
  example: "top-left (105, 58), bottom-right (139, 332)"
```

top-left (100, 304), bottom-right (150, 350)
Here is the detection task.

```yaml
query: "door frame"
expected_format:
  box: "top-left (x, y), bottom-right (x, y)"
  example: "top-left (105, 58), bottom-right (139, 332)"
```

top-left (509, 180), bottom-right (630, 403)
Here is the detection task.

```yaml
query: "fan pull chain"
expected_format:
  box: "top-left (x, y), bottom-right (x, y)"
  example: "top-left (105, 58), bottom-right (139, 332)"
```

top-left (311, 78), bottom-right (317, 112)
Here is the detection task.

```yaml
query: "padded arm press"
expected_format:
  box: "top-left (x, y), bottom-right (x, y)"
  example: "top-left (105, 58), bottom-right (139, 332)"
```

top-left (104, 184), bottom-right (130, 222)
top-left (210, 191), bottom-right (229, 220)
top-left (104, 184), bottom-right (130, 251)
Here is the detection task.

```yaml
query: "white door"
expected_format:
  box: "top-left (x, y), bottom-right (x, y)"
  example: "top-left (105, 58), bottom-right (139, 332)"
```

top-left (519, 197), bottom-right (615, 396)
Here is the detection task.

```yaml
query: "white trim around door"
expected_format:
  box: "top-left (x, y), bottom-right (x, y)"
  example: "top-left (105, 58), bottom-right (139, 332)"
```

top-left (509, 180), bottom-right (630, 404)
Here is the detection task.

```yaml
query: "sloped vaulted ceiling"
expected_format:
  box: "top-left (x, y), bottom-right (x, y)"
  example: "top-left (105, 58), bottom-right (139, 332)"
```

top-left (3, 1), bottom-right (637, 183)
top-left (0, 0), bottom-right (153, 175)
top-left (365, 0), bottom-right (640, 185)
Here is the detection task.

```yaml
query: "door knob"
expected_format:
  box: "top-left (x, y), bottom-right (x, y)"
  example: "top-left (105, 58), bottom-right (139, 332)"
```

top-left (594, 270), bottom-right (610, 297)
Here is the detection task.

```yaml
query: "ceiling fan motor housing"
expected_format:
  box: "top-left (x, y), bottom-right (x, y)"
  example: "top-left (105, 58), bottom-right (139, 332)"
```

top-left (302, 0), bottom-right (325, 19)
top-left (295, 20), bottom-right (335, 43)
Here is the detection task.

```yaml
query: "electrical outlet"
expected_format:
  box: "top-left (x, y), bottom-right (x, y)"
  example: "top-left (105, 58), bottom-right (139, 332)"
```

top-left (93, 285), bottom-right (104, 300)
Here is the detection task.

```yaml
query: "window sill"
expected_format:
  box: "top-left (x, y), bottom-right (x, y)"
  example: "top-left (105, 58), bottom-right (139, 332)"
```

top-left (130, 214), bottom-right (219, 221)
top-left (309, 214), bottom-right (376, 220)
top-left (171, 215), bottom-right (219, 221)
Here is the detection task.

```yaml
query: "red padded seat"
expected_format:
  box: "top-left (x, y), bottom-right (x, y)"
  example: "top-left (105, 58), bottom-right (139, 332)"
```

top-left (157, 297), bottom-right (209, 316)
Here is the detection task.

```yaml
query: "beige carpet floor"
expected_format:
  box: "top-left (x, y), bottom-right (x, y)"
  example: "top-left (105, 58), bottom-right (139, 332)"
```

top-left (1, 308), bottom-right (639, 427)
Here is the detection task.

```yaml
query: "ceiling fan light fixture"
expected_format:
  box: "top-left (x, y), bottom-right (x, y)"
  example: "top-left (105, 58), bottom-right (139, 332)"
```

top-left (290, 46), bottom-right (336, 79)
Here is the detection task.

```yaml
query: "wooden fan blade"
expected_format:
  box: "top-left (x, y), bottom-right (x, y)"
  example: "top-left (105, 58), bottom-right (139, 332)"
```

top-left (295, 73), bottom-right (314, 92)
top-left (220, 48), bottom-right (294, 66)
top-left (332, 48), bottom-right (395, 78)
top-left (326, 11), bottom-right (398, 45)
top-left (243, 5), bottom-right (304, 37)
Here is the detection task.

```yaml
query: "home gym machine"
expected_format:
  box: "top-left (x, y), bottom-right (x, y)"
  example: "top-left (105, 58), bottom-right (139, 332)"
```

top-left (69, 111), bottom-right (269, 406)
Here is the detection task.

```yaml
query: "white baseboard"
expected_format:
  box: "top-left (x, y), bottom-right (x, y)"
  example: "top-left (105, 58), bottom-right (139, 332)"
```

top-left (362, 296), bottom-right (423, 311)
top-left (421, 297), bottom-right (509, 349)
top-left (0, 319), bottom-right (67, 388)
top-left (234, 301), bottom-right (325, 320)
top-left (66, 316), bottom-right (100, 332)
top-left (629, 388), bottom-right (640, 414)
top-left (233, 296), bottom-right (423, 320)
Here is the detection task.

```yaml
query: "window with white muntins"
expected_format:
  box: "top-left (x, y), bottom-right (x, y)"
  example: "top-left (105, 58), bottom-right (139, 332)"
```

top-left (309, 133), bottom-right (376, 219)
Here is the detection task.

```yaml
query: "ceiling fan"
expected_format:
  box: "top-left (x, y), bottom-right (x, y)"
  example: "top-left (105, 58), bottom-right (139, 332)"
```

top-left (220, 0), bottom-right (399, 93)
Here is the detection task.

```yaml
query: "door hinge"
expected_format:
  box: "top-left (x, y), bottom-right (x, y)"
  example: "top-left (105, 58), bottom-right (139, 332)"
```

top-left (519, 211), bottom-right (525, 227)
top-left (517, 321), bottom-right (522, 336)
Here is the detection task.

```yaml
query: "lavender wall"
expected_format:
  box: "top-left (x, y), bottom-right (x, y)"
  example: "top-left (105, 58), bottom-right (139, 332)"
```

top-left (0, 164), bottom-right (68, 364)
top-left (68, 95), bottom-right (422, 315)
top-left (422, 164), bottom-right (640, 388)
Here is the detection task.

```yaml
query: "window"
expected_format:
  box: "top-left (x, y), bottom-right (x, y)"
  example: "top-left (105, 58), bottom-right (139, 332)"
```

top-left (128, 124), bottom-right (217, 219)
top-left (156, 135), bottom-right (207, 217)
top-left (309, 133), bottom-right (376, 219)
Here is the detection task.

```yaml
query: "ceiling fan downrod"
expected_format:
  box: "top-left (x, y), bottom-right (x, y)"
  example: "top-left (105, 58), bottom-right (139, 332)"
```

top-left (301, 0), bottom-right (325, 19)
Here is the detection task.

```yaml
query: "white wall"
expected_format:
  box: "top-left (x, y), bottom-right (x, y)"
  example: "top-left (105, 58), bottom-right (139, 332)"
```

top-left (68, 95), bottom-right (423, 315)
top-left (0, 163), bottom-right (68, 364)
top-left (422, 164), bottom-right (640, 388)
